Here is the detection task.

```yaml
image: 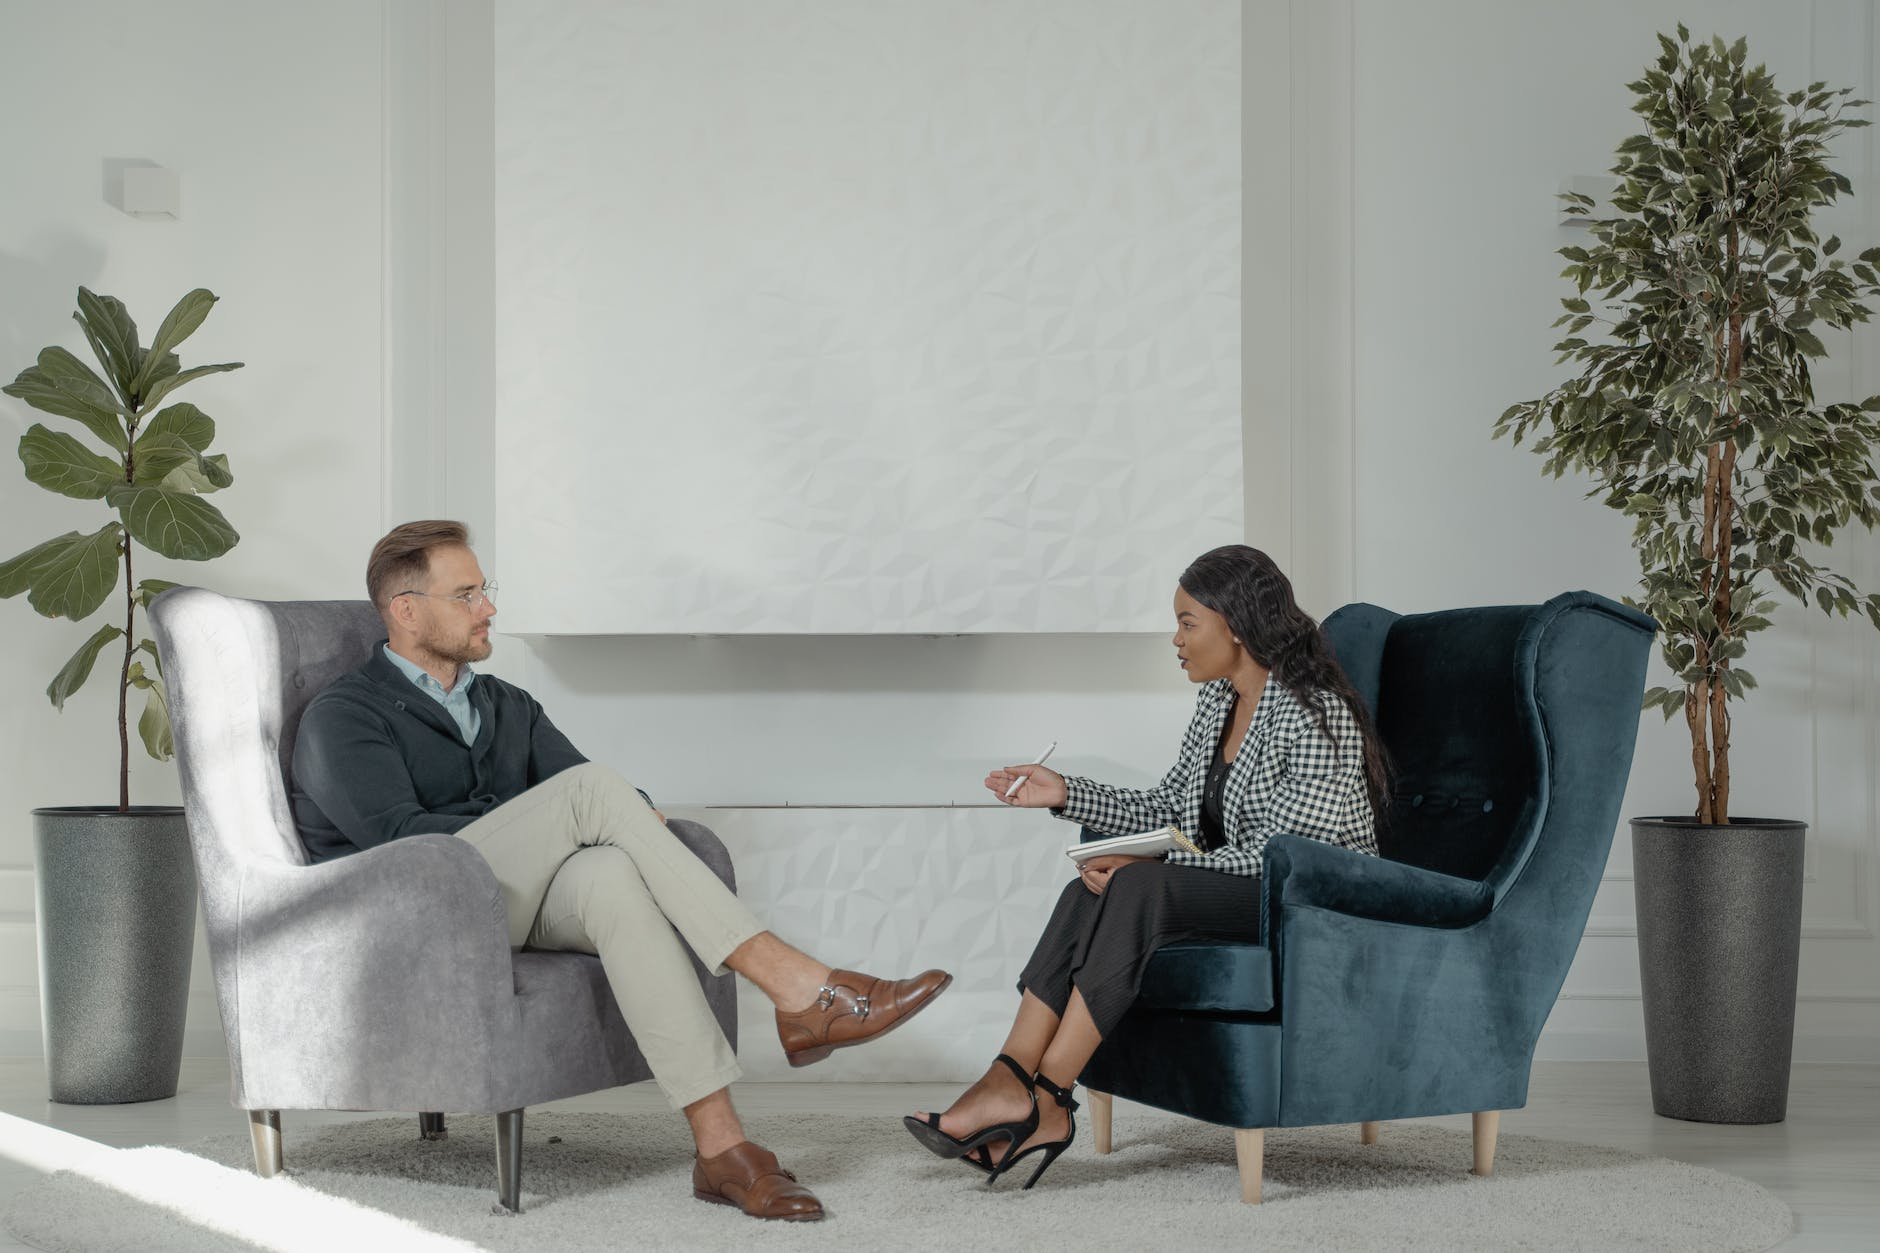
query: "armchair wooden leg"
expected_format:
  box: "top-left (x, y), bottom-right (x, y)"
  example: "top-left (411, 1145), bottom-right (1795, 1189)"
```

top-left (1472, 1110), bottom-right (1500, 1176)
top-left (419, 1112), bottom-right (447, 1141)
top-left (495, 1109), bottom-right (524, 1214)
top-left (1360, 1120), bottom-right (1380, 1145)
top-left (1233, 1128), bottom-right (1264, 1204)
top-left (247, 1110), bottom-right (282, 1178)
top-left (1088, 1090), bottom-right (1113, 1155)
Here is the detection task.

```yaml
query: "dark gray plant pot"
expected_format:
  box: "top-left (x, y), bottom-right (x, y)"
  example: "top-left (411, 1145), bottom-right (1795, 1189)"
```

top-left (33, 806), bottom-right (197, 1104)
top-left (1632, 816), bottom-right (1804, 1124)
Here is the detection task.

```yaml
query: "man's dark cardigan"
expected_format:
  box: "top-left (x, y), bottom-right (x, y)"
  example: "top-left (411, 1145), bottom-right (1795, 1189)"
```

top-left (290, 644), bottom-right (593, 863)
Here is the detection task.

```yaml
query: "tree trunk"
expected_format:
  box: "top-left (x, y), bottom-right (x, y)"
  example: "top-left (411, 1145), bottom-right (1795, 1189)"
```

top-left (1689, 441), bottom-right (1724, 825)
top-left (117, 539), bottom-right (133, 813)
top-left (1710, 443), bottom-right (1737, 824)
top-left (1686, 674), bottom-right (1714, 825)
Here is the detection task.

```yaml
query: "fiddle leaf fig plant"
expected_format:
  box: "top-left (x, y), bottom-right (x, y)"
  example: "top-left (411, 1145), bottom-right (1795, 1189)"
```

top-left (1495, 27), bottom-right (1880, 825)
top-left (1, 288), bottom-right (242, 810)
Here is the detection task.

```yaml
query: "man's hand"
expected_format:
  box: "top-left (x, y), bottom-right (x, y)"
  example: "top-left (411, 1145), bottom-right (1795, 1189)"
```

top-left (1078, 853), bottom-right (1158, 895)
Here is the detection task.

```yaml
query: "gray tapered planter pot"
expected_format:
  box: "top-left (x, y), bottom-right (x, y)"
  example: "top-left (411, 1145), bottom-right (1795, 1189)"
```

top-left (33, 807), bottom-right (197, 1104)
top-left (1632, 816), bottom-right (1804, 1124)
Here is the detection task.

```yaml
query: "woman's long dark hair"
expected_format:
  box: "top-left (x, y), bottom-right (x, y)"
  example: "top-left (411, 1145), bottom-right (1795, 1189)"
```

top-left (1179, 545), bottom-right (1391, 817)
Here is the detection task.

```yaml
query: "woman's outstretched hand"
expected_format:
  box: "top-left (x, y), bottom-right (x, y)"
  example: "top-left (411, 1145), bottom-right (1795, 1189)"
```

top-left (985, 762), bottom-right (1068, 808)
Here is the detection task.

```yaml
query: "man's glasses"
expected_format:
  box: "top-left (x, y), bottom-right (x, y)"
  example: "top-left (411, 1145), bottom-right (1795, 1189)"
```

top-left (394, 582), bottom-right (498, 610)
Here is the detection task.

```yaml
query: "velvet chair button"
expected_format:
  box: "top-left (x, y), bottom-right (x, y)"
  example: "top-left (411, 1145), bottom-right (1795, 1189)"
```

top-left (1482, 799), bottom-right (1494, 813)
top-left (1411, 794), bottom-right (1424, 807)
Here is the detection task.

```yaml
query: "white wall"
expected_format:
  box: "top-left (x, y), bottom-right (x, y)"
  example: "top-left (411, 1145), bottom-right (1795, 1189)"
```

top-left (0, 0), bottom-right (393, 1055)
top-left (491, 0), bottom-right (1245, 637)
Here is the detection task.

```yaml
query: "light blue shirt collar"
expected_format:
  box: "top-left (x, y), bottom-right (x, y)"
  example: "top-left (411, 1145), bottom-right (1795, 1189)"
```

top-left (382, 644), bottom-right (481, 745)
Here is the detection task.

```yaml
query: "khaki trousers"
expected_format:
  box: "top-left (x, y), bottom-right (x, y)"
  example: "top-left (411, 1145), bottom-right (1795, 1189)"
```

top-left (456, 762), bottom-right (762, 1108)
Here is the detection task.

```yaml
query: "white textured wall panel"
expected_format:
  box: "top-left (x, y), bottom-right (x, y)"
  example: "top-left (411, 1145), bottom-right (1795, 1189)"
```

top-left (492, 0), bottom-right (1242, 633)
top-left (672, 806), bottom-right (1081, 1081)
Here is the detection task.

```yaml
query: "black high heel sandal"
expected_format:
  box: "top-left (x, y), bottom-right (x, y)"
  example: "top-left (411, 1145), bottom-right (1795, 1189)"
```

top-left (903, 1054), bottom-right (1039, 1172)
top-left (987, 1072), bottom-right (1078, 1190)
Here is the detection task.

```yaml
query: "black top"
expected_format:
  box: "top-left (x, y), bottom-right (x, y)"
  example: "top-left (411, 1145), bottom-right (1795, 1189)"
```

top-left (1197, 701), bottom-right (1238, 852)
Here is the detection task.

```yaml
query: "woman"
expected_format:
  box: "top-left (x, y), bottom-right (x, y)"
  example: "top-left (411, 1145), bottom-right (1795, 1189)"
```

top-left (904, 545), bottom-right (1388, 1188)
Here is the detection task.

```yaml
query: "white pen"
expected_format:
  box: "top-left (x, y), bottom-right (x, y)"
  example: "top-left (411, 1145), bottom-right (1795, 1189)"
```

top-left (1004, 740), bottom-right (1059, 797)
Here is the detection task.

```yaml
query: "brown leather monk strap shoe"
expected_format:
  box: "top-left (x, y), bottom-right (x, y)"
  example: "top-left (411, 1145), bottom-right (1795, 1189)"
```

top-left (776, 968), bottom-right (953, 1067)
top-left (692, 1141), bottom-right (824, 1221)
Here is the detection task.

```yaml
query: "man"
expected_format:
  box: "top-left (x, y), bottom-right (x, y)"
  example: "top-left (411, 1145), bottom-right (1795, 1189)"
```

top-left (291, 520), bottom-right (949, 1222)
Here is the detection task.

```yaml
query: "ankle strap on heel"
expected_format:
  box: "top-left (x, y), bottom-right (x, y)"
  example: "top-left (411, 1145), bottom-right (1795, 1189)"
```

top-left (994, 1053), bottom-right (1036, 1093)
top-left (1034, 1073), bottom-right (1079, 1111)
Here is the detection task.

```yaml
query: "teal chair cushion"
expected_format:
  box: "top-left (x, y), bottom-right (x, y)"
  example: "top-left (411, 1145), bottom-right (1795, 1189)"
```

top-left (1136, 941), bottom-right (1274, 1014)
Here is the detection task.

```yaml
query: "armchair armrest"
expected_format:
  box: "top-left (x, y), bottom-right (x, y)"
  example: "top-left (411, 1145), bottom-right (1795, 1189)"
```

top-left (667, 817), bottom-right (736, 893)
top-left (1263, 834), bottom-right (1493, 930)
top-left (234, 834), bottom-right (516, 1044)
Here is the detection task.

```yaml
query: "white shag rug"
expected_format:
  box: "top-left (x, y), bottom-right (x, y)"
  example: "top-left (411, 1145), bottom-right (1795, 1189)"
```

top-left (4, 1110), bottom-right (1792, 1253)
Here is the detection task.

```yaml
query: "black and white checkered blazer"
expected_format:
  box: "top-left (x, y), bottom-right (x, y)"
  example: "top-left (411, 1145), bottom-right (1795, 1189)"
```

top-left (1056, 675), bottom-right (1378, 877)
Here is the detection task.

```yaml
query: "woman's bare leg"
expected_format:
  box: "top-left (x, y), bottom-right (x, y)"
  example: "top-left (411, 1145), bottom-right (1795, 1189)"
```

top-left (914, 990), bottom-right (1061, 1138)
top-left (1024, 989), bottom-right (1102, 1149)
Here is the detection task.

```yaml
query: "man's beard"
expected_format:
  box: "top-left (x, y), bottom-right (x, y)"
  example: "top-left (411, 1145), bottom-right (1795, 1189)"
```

top-left (427, 631), bottom-right (492, 666)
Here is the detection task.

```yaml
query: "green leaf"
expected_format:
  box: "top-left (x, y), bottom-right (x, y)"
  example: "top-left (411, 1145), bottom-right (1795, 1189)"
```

top-left (162, 452), bottom-right (232, 494)
top-left (131, 290), bottom-right (218, 397)
top-left (18, 424), bottom-right (123, 499)
top-left (136, 362), bottom-right (242, 414)
top-left (2, 347), bottom-right (128, 451)
top-left (0, 524), bottom-right (124, 619)
top-left (138, 684), bottom-right (174, 762)
top-left (138, 402), bottom-right (215, 451)
top-left (46, 623), bottom-right (124, 710)
top-left (130, 432), bottom-right (203, 485)
top-left (134, 579), bottom-right (180, 609)
top-left (106, 484), bottom-right (238, 561)
top-left (73, 288), bottom-right (142, 397)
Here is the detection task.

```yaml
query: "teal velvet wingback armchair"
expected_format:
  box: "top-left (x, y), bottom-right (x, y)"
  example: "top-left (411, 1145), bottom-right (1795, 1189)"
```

top-left (1077, 591), bottom-right (1655, 1202)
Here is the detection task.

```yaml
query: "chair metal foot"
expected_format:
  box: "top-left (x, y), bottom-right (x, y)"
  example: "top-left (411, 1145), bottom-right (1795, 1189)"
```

top-left (419, 1112), bottom-right (447, 1141)
top-left (248, 1109), bottom-right (282, 1178)
top-left (495, 1109), bottom-right (524, 1213)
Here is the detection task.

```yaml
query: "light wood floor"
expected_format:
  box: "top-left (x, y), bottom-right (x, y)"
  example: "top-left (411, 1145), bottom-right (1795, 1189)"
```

top-left (0, 1060), bottom-right (1872, 1250)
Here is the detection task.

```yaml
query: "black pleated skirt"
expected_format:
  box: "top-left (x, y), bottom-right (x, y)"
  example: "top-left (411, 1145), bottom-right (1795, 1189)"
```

top-left (1016, 861), bottom-right (1262, 1037)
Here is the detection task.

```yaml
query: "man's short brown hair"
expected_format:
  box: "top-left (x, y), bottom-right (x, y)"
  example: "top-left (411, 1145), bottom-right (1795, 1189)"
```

top-left (367, 520), bottom-right (471, 620)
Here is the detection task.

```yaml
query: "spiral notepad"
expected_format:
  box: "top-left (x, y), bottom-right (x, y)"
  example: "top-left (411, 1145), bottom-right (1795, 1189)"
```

top-left (1064, 824), bottom-right (1202, 863)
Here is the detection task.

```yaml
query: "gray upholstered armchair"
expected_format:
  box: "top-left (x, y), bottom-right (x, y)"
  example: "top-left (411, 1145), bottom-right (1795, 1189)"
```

top-left (149, 588), bottom-right (737, 1213)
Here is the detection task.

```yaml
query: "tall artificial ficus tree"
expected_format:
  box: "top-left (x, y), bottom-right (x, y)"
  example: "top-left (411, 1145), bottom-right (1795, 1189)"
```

top-left (1496, 28), bottom-right (1880, 825)
top-left (1, 288), bottom-right (242, 811)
